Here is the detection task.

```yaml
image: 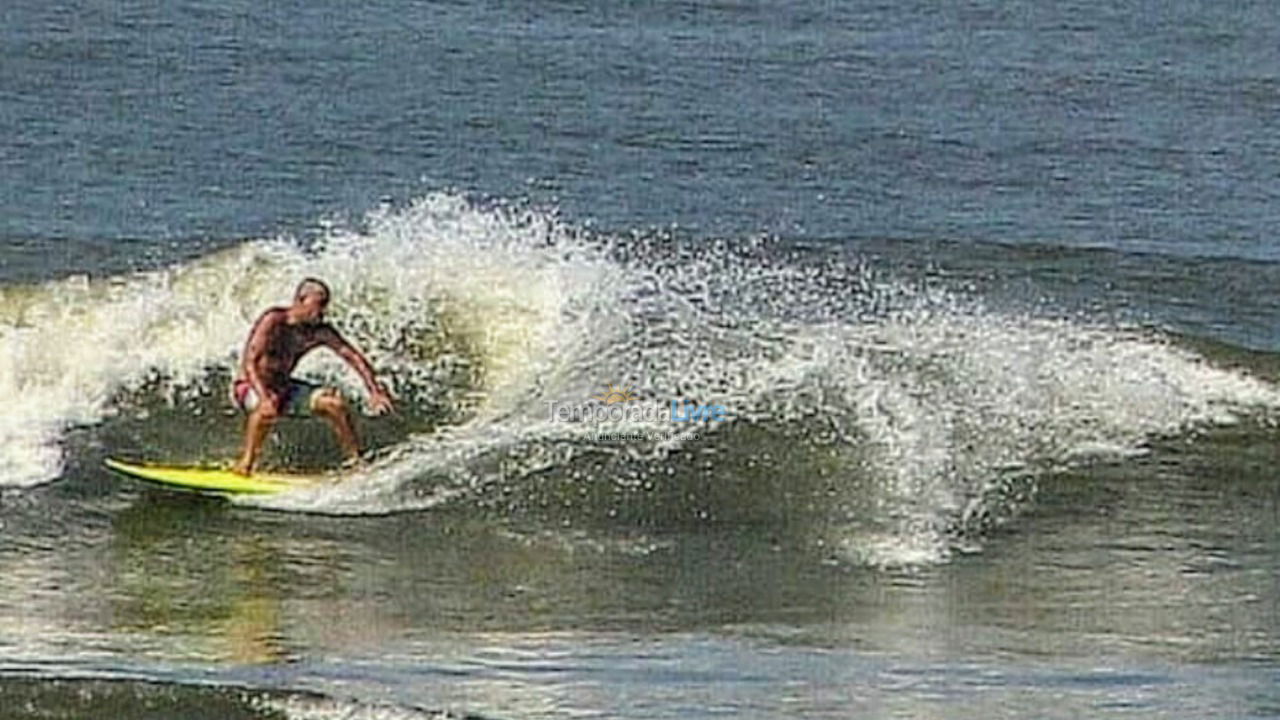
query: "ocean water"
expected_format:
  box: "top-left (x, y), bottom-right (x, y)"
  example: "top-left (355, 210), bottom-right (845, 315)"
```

top-left (2, 1), bottom-right (1279, 718)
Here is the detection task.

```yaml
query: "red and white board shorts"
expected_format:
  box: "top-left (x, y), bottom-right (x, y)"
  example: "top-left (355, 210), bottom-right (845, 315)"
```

top-left (231, 378), bottom-right (320, 417)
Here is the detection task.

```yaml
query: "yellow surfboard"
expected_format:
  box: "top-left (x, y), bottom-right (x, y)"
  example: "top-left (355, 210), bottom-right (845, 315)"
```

top-left (104, 457), bottom-right (324, 495)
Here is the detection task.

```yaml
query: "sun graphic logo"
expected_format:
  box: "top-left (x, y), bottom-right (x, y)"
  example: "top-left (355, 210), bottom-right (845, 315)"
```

top-left (592, 382), bottom-right (640, 405)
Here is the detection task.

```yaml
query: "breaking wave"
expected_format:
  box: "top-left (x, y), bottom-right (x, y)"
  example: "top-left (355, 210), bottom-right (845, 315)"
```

top-left (3, 192), bottom-right (1276, 565)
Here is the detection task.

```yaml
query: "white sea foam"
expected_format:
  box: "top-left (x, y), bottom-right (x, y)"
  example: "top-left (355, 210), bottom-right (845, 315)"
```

top-left (0, 193), bottom-right (601, 488)
top-left (3, 193), bottom-right (1278, 567)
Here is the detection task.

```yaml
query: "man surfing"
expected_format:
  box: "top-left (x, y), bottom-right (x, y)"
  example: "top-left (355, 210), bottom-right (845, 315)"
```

top-left (231, 278), bottom-right (394, 476)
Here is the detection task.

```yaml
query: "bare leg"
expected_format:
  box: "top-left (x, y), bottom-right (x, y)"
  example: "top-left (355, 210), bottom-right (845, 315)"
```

top-left (311, 388), bottom-right (361, 462)
top-left (234, 404), bottom-right (278, 476)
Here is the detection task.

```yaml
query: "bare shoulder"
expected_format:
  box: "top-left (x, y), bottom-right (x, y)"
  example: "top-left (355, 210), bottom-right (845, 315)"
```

top-left (248, 307), bottom-right (288, 336)
top-left (311, 322), bottom-right (346, 345)
top-left (256, 306), bottom-right (289, 325)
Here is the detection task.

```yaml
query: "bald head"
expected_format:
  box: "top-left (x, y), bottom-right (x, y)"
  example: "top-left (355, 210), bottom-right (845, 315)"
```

top-left (295, 278), bottom-right (331, 303)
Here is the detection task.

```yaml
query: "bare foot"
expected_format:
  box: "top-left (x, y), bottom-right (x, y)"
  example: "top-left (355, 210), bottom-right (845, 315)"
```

top-left (231, 461), bottom-right (253, 477)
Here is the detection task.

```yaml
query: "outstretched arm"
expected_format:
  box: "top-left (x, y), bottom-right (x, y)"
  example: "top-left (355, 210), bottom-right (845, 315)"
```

top-left (319, 326), bottom-right (395, 415)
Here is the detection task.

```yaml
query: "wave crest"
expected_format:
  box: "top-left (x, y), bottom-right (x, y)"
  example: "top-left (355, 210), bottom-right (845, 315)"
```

top-left (5, 193), bottom-right (1277, 566)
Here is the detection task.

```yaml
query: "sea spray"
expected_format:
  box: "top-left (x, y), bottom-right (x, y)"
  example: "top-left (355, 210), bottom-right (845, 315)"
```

top-left (4, 193), bottom-right (1278, 568)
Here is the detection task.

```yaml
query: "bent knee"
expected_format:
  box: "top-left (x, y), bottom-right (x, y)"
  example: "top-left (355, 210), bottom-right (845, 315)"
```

top-left (310, 387), bottom-right (347, 414)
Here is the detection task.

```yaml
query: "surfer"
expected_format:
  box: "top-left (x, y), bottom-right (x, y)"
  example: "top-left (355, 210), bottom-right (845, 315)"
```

top-left (230, 278), bottom-right (395, 476)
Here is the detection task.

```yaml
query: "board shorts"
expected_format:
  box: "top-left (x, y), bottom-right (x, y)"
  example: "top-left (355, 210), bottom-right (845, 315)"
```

top-left (231, 378), bottom-right (320, 417)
